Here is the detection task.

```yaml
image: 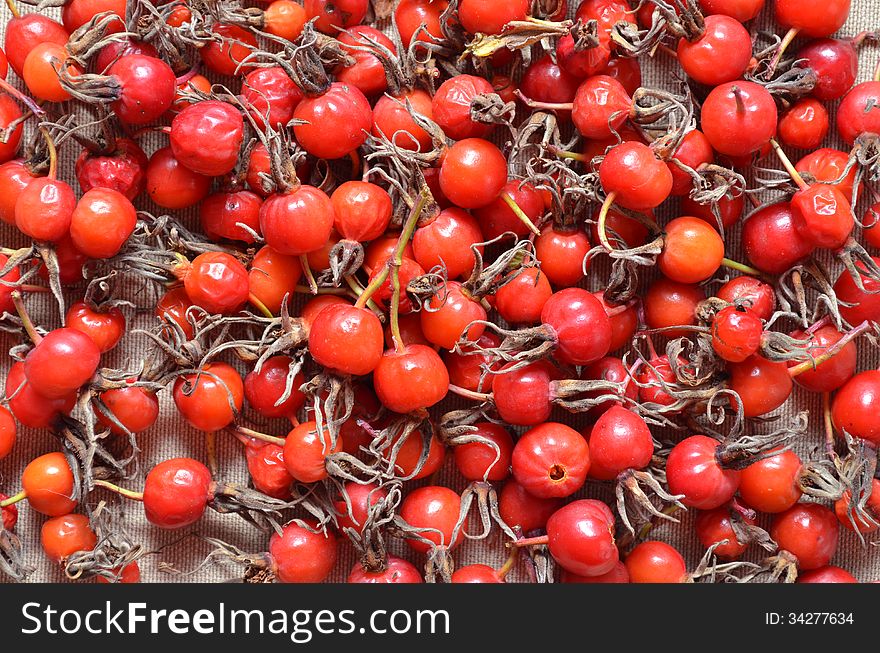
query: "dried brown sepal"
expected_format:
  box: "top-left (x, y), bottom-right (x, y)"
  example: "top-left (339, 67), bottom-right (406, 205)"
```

top-left (454, 481), bottom-right (517, 542)
top-left (615, 468), bottom-right (687, 537)
top-left (464, 18), bottom-right (573, 59)
top-left (64, 501), bottom-right (146, 582)
top-left (715, 411), bottom-right (808, 470)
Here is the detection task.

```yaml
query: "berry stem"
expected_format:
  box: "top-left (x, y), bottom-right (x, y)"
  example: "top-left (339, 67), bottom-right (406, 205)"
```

top-left (343, 275), bottom-right (384, 318)
top-left (299, 255), bottom-right (317, 294)
top-left (18, 284), bottom-right (50, 294)
top-left (720, 257), bottom-right (767, 279)
top-left (548, 145), bottom-right (588, 163)
top-left (730, 85), bottom-right (746, 115)
top-left (248, 293), bottom-right (275, 319)
top-left (4, 0), bottom-right (19, 17)
top-left (11, 291), bottom-right (42, 345)
top-left (387, 190), bottom-right (431, 349)
top-left (0, 78), bottom-right (44, 117)
top-left (597, 191), bottom-right (618, 251)
top-left (295, 285), bottom-right (348, 296)
top-left (822, 391), bottom-right (840, 465)
top-left (788, 320), bottom-right (870, 377)
top-left (40, 127), bottom-right (58, 180)
top-left (447, 384), bottom-right (492, 402)
top-left (512, 534), bottom-right (549, 547)
top-left (0, 490), bottom-right (26, 507)
top-left (514, 89), bottom-right (573, 112)
top-left (93, 479), bottom-right (144, 501)
top-left (769, 139), bottom-right (808, 190)
top-left (495, 544), bottom-right (519, 579)
top-left (230, 424), bottom-right (286, 446)
top-left (206, 431), bottom-right (218, 477)
top-left (766, 27), bottom-right (799, 77)
top-left (500, 192), bottom-right (541, 236)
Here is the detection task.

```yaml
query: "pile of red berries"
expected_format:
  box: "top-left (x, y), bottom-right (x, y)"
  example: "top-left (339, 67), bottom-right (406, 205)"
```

top-left (0, 0), bottom-right (879, 584)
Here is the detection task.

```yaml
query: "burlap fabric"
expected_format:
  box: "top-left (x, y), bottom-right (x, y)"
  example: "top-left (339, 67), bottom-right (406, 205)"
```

top-left (1, 1), bottom-right (879, 583)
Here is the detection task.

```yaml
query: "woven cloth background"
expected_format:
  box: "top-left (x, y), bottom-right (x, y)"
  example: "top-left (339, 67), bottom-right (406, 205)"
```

top-left (1, 1), bottom-right (880, 583)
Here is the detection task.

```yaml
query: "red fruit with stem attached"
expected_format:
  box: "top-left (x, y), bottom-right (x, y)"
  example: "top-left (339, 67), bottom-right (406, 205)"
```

top-left (711, 305), bottom-right (763, 363)
top-left (512, 422), bottom-right (590, 498)
top-left (775, 0), bottom-right (850, 38)
top-left (432, 74), bottom-right (495, 140)
top-left (5, 13), bottom-right (68, 77)
top-left (372, 88), bottom-right (434, 152)
top-left (742, 202), bottom-right (814, 274)
top-left (492, 361), bottom-right (559, 426)
top-left (270, 521), bottom-right (338, 583)
top-left (453, 422), bottom-right (514, 482)
top-left (677, 15), bottom-right (752, 86)
top-left (283, 421), bottom-right (342, 483)
top-left (695, 504), bottom-right (757, 560)
top-left (103, 55), bottom-right (176, 125)
top-left (334, 482), bottom-right (387, 532)
top-left (831, 370), bottom-right (880, 446)
top-left (788, 325), bottom-right (857, 393)
top-left (571, 75), bottom-right (630, 139)
top-left (6, 362), bottom-right (76, 429)
top-left (308, 303), bottom-right (384, 375)
top-left (200, 23), bottom-right (256, 76)
top-left (69, 188), bottom-right (137, 258)
top-left (644, 278), bottom-right (704, 332)
top-left (474, 180), bottom-right (544, 239)
top-left (520, 54), bottom-right (580, 122)
top-left (348, 556), bottom-right (423, 583)
top-left (833, 257), bottom-right (880, 325)
top-left (41, 514), bottom-right (97, 564)
top-left (535, 226), bottom-right (591, 287)
top-left (21, 452), bottom-right (78, 516)
top-left (367, 257), bottom-right (425, 314)
top-left (587, 406), bottom-right (653, 480)
top-left (577, 0), bottom-right (636, 43)
top-left (701, 81), bottom-right (777, 158)
top-left (658, 217), bottom-right (724, 284)
top-left (778, 99), bottom-right (829, 150)
top-left (836, 81), bottom-right (880, 146)
top-left (96, 385), bottom-right (159, 436)
top-left (395, 0), bottom-right (447, 47)
top-left (242, 66), bottom-right (302, 129)
top-left (439, 138), bottom-right (507, 209)
top-left (65, 301), bottom-right (125, 353)
top-left (24, 328), bottom-right (100, 399)
top-left (75, 138), bottom-right (148, 201)
top-left (15, 177), bottom-right (76, 243)
top-left (579, 356), bottom-right (639, 421)
top-left (729, 355), bottom-right (793, 418)
top-left (170, 101), bottom-right (244, 176)
top-left (556, 33), bottom-right (610, 79)
top-left (717, 276), bottom-right (776, 320)
top-left (374, 345), bottom-right (449, 414)
top-left (682, 194), bottom-right (744, 231)
top-left (797, 38), bottom-right (858, 101)
top-left (738, 448), bottom-right (803, 514)
top-left (173, 362), bottom-right (244, 432)
top-left (413, 208), bottom-right (484, 280)
top-left (666, 435), bottom-right (740, 510)
top-left (541, 288), bottom-right (612, 366)
top-left (498, 480), bottom-right (562, 533)
top-left (293, 82), bottom-right (372, 160)
top-left (0, 96), bottom-right (23, 164)
top-left (259, 185), bottom-right (335, 256)
top-left (626, 541), bottom-right (687, 583)
top-left (331, 181), bottom-right (392, 242)
top-left (143, 458), bottom-right (212, 529)
top-left (835, 479), bottom-right (880, 533)
top-left (458, 0), bottom-right (528, 34)
top-left (181, 252), bottom-right (249, 315)
top-left (770, 503), bottom-right (839, 570)
top-left (335, 26), bottom-right (395, 97)
top-left (200, 190), bottom-right (262, 244)
top-left (668, 130), bottom-right (714, 197)
top-left (599, 142), bottom-right (673, 210)
top-left (244, 356), bottom-right (305, 420)
top-left (494, 267), bottom-right (553, 325)
top-left (795, 148), bottom-right (856, 201)
top-left (545, 499), bottom-right (618, 577)
top-left (145, 146), bottom-right (210, 209)
top-left (400, 486), bottom-right (465, 553)
top-left (421, 282), bottom-right (486, 350)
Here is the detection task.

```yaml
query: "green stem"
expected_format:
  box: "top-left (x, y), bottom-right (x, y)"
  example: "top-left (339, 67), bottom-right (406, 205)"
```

top-left (11, 291), bottom-right (42, 345)
top-left (0, 490), bottom-right (26, 507)
top-left (500, 192), bottom-right (541, 236)
top-left (93, 480), bottom-right (144, 501)
top-left (389, 191), bottom-right (430, 352)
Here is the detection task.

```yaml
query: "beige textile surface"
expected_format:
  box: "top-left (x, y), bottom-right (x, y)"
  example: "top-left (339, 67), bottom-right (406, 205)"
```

top-left (1, 1), bottom-right (880, 583)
